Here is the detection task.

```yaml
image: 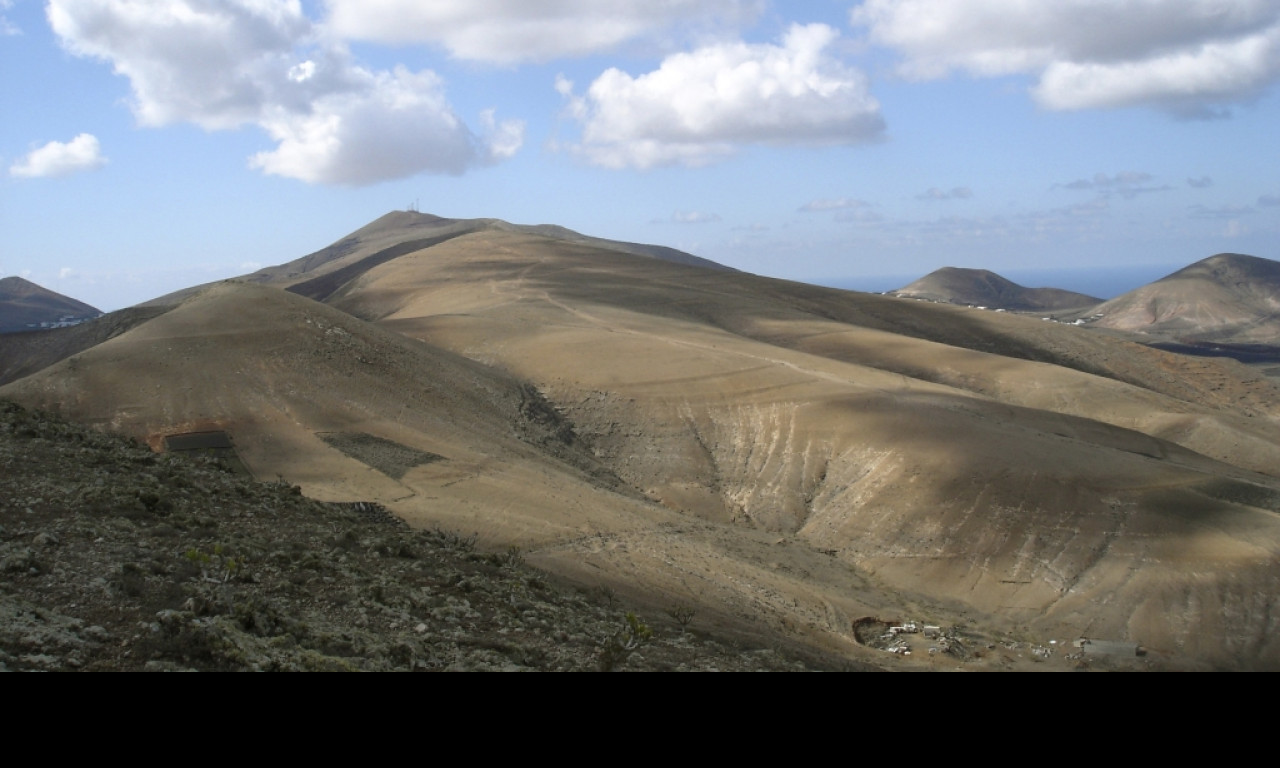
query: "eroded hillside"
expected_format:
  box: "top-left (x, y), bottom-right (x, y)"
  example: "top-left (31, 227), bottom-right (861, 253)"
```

top-left (6, 215), bottom-right (1280, 670)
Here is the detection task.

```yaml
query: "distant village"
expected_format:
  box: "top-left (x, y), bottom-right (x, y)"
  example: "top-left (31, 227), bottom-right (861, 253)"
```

top-left (886, 292), bottom-right (1105, 326)
top-left (24, 313), bottom-right (101, 330)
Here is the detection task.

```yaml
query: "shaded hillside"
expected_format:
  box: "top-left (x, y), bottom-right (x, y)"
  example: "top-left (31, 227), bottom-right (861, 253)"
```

top-left (892, 267), bottom-right (1101, 312)
top-left (1087, 254), bottom-right (1280, 343)
top-left (0, 277), bottom-right (100, 333)
top-left (311, 223), bottom-right (1280, 667)
top-left (8, 214), bottom-right (1280, 669)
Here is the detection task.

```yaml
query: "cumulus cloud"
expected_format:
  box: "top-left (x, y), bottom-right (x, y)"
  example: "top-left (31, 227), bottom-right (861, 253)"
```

top-left (1187, 176), bottom-right (1214, 189)
top-left (249, 66), bottom-right (524, 184)
top-left (10, 134), bottom-right (106, 178)
top-left (850, 0), bottom-right (1280, 114)
top-left (1055, 171), bottom-right (1171, 199)
top-left (917, 186), bottom-right (973, 201)
top-left (324, 0), bottom-right (762, 64)
top-left (559, 24), bottom-right (884, 169)
top-left (47, 0), bottom-right (522, 185)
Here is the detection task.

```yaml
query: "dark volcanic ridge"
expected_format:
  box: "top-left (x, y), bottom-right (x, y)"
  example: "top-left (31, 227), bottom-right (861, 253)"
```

top-left (0, 277), bottom-right (101, 334)
top-left (892, 267), bottom-right (1103, 312)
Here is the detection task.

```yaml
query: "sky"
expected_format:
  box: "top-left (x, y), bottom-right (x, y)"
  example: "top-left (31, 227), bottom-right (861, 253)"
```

top-left (2, 0), bottom-right (1279, 311)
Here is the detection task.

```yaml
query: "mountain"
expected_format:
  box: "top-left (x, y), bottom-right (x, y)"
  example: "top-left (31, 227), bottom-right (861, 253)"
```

top-left (6, 214), bottom-right (1280, 670)
top-left (142, 211), bottom-right (728, 308)
top-left (0, 276), bottom-right (100, 333)
top-left (892, 267), bottom-right (1102, 312)
top-left (1085, 254), bottom-right (1280, 344)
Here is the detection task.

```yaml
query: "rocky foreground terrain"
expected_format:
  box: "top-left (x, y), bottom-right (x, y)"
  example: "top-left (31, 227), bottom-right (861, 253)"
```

top-left (0, 399), bottom-right (841, 672)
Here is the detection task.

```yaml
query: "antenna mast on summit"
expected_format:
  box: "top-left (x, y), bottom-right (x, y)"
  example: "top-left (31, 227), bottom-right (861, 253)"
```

top-left (408, 198), bottom-right (420, 213)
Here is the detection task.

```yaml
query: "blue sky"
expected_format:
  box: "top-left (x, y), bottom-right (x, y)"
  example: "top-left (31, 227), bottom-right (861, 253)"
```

top-left (3, 0), bottom-right (1279, 311)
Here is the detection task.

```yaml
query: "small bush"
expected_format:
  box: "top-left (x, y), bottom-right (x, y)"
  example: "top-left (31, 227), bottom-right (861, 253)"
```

top-left (598, 612), bottom-right (653, 672)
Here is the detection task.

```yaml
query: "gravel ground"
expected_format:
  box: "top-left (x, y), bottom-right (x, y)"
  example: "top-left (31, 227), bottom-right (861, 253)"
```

top-left (0, 399), bottom-right (833, 672)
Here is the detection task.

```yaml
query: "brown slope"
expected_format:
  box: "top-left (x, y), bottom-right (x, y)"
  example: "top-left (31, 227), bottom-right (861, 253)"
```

top-left (0, 282), bottom-right (987, 669)
top-left (141, 211), bottom-right (724, 309)
top-left (893, 267), bottom-right (1102, 312)
top-left (1088, 253), bottom-right (1280, 343)
top-left (12, 221), bottom-right (1280, 668)
top-left (0, 282), bottom-right (639, 533)
top-left (0, 276), bottom-right (101, 333)
top-left (319, 226), bottom-right (1280, 668)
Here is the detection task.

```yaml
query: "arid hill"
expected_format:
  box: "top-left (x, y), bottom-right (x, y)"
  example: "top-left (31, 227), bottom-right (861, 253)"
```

top-left (6, 213), bottom-right (1280, 670)
top-left (0, 277), bottom-right (100, 334)
top-left (892, 267), bottom-right (1102, 312)
top-left (142, 211), bottom-right (728, 309)
top-left (0, 399), bottom-right (836, 672)
top-left (1086, 253), bottom-right (1280, 344)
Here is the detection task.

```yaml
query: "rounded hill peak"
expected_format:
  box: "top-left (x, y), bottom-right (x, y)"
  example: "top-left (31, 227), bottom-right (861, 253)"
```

top-left (893, 267), bottom-right (1100, 312)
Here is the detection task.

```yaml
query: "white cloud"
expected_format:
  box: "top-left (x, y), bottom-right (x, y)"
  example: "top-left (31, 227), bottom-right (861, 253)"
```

top-left (10, 133), bottom-right (106, 178)
top-left (1, 0), bottom-right (17, 35)
top-left (799, 197), bottom-right (873, 213)
top-left (917, 186), bottom-right (973, 201)
top-left (1188, 204), bottom-right (1256, 220)
top-left (48, 0), bottom-right (312, 129)
top-left (250, 66), bottom-right (524, 184)
top-left (561, 24), bottom-right (884, 169)
top-left (1056, 171), bottom-right (1171, 199)
top-left (47, 0), bottom-right (522, 185)
top-left (864, 199), bottom-right (1113, 247)
top-left (851, 0), bottom-right (1280, 114)
top-left (666, 211), bottom-right (722, 224)
top-left (324, 0), bottom-right (762, 64)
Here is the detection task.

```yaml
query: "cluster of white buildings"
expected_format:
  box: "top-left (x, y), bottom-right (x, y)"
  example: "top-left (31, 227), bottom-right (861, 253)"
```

top-left (24, 313), bottom-right (100, 330)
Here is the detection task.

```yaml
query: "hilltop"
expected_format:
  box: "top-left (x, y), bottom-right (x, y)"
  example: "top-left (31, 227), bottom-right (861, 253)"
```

top-left (0, 277), bottom-right (100, 334)
top-left (1085, 253), bottom-right (1280, 344)
top-left (892, 267), bottom-right (1102, 312)
top-left (143, 211), bottom-right (728, 308)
